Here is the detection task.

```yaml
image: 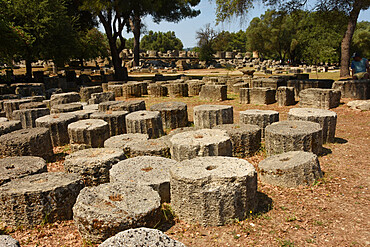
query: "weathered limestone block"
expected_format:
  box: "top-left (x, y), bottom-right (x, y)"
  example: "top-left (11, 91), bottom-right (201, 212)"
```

top-left (132, 81), bottom-right (148, 95)
top-left (332, 79), bottom-right (369, 100)
top-left (3, 99), bottom-right (32, 119)
top-left (187, 80), bottom-right (204, 96)
top-left (213, 124), bottom-right (261, 157)
top-left (347, 100), bottom-right (370, 111)
top-left (0, 172), bottom-right (84, 226)
top-left (110, 156), bottom-right (177, 203)
top-left (299, 88), bottom-right (341, 109)
top-left (250, 87), bottom-right (276, 105)
top-left (168, 83), bottom-right (188, 98)
top-left (170, 156), bottom-right (257, 226)
top-left (64, 148), bottom-right (125, 186)
top-left (90, 111), bottom-right (128, 136)
top-left (50, 92), bottom-right (81, 107)
top-left (104, 133), bottom-right (149, 152)
top-left (36, 113), bottom-right (77, 147)
top-left (19, 102), bottom-right (47, 110)
top-left (0, 128), bottom-right (53, 160)
top-left (233, 82), bottom-right (250, 93)
top-left (239, 88), bottom-right (251, 104)
top-left (148, 84), bottom-right (168, 97)
top-left (124, 139), bottom-right (170, 158)
top-left (170, 129), bottom-right (232, 161)
top-left (0, 156), bottom-right (47, 185)
top-left (288, 108), bottom-right (337, 143)
top-left (110, 100), bottom-right (146, 112)
top-left (98, 101), bottom-right (120, 112)
top-left (121, 84), bottom-right (142, 99)
top-left (150, 102), bottom-right (188, 130)
top-left (193, 105), bottom-right (233, 129)
top-left (80, 86), bottom-right (103, 102)
top-left (276, 86), bottom-right (295, 106)
top-left (88, 92), bottom-right (115, 105)
top-left (0, 121), bottom-right (22, 136)
top-left (99, 228), bottom-right (186, 247)
top-left (108, 85), bottom-right (124, 97)
top-left (265, 120), bottom-right (323, 156)
top-left (258, 151), bottom-right (323, 187)
top-left (287, 79), bottom-right (334, 99)
top-left (239, 109), bottom-right (279, 138)
top-left (199, 85), bottom-right (227, 101)
top-left (125, 111), bottom-right (164, 139)
top-left (13, 108), bottom-right (50, 128)
top-left (0, 235), bottom-right (20, 247)
top-left (251, 78), bottom-right (286, 89)
top-left (51, 103), bottom-right (83, 114)
top-left (73, 183), bottom-right (161, 243)
top-left (68, 119), bottom-right (110, 151)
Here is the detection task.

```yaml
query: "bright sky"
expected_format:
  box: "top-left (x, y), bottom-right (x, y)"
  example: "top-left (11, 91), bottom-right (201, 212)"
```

top-left (118, 0), bottom-right (370, 48)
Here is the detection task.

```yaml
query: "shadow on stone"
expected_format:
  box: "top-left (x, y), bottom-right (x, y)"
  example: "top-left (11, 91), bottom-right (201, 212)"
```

top-left (157, 203), bottom-right (177, 232)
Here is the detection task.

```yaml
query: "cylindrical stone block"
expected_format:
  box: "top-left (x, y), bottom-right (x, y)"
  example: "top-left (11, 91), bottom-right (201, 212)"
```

top-left (168, 83), bottom-right (188, 98)
top-left (36, 113), bottom-right (77, 147)
top-left (169, 129), bottom-right (232, 161)
top-left (13, 108), bottom-right (50, 128)
top-left (73, 183), bottom-right (161, 244)
top-left (277, 86), bottom-right (295, 106)
top-left (150, 102), bottom-right (188, 130)
top-left (239, 88), bottom-right (251, 104)
top-left (124, 139), bottom-right (170, 158)
top-left (258, 151), bottom-right (323, 187)
top-left (288, 108), bottom-right (337, 143)
top-left (0, 172), bottom-right (84, 226)
top-left (199, 85), bottom-right (227, 101)
top-left (3, 99), bottom-right (32, 119)
top-left (148, 84), bottom-right (168, 97)
top-left (265, 120), bottom-right (323, 156)
top-left (239, 109), bottom-right (279, 138)
top-left (0, 121), bottom-right (22, 136)
top-left (213, 124), bottom-right (261, 157)
top-left (0, 156), bottom-right (47, 185)
top-left (68, 119), bottom-right (110, 150)
top-left (193, 105), bottom-right (233, 129)
top-left (110, 100), bottom-right (146, 112)
top-left (104, 133), bottom-right (149, 151)
top-left (170, 157), bottom-right (257, 226)
top-left (90, 111), bottom-right (129, 136)
top-left (233, 82), bottom-right (250, 93)
top-left (0, 128), bottom-right (53, 160)
top-left (187, 80), bottom-right (204, 96)
top-left (19, 102), bottom-right (47, 110)
top-left (80, 86), bottom-right (103, 102)
top-left (121, 83), bottom-right (142, 99)
top-left (64, 148), bottom-right (125, 186)
top-left (98, 101), bottom-right (120, 112)
top-left (110, 156), bottom-right (177, 203)
top-left (125, 111), bottom-right (164, 139)
top-left (51, 103), bottom-right (83, 114)
top-left (50, 92), bottom-right (81, 107)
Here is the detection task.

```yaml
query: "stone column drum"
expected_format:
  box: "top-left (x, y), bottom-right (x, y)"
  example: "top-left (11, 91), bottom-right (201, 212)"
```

top-left (170, 157), bottom-right (257, 226)
top-left (150, 102), bottom-right (188, 130)
top-left (239, 109), bottom-right (279, 138)
top-left (193, 105), bottom-right (233, 129)
top-left (13, 108), bottom-right (50, 128)
top-left (125, 111), bottom-right (164, 139)
top-left (90, 111), bottom-right (129, 136)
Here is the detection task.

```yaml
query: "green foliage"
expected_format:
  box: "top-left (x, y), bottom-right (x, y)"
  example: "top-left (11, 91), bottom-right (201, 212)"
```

top-left (352, 21), bottom-right (370, 59)
top-left (213, 30), bottom-right (248, 52)
top-left (75, 28), bottom-right (109, 61)
top-left (140, 31), bottom-right (183, 52)
top-left (196, 24), bottom-right (217, 62)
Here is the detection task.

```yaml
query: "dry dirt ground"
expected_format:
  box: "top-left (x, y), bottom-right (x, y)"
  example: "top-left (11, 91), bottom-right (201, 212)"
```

top-left (1, 82), bottom-right (369, 247)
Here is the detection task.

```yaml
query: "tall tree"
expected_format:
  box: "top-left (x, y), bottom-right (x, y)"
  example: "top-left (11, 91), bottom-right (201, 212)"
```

top-left (215, 0), bottom-right (370, 77)
top-left (352, 21), bottom-right (370, 59)
top-left (196, 24), bottom-right (217, 63)
top-left (139, 31), bottom-right (183, 52)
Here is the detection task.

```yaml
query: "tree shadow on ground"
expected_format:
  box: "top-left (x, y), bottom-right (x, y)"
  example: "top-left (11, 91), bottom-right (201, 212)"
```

top-left (333, 137), bottom-right (348, 144)
top-left (320, 147), bottom-right (332, 157)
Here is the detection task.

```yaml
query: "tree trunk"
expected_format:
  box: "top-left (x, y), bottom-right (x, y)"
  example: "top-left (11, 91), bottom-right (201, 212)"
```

top-left (109, 39), bottom-right (127, 81)
top-left (130, 15), bottom-right (141, 67)
top-left (26, 59), bottom-right (32, 79)
top-left (340, 3), bottom-right (362, 78)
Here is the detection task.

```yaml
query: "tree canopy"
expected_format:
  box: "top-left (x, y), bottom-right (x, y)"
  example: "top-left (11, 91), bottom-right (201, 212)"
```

top-left (139, 31), bottom-right (183, 52)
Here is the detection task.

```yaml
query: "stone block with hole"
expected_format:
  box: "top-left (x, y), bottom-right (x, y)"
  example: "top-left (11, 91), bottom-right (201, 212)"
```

top-left (299, 88), bottom-right (341, 109)
top-left (73, 183), bottom-right (161, 243)
top-left (110, 100), bottom-right (146, 112)
top-left (258, 151), bottom-right (323, 187)
top-left (13, 108), bottom-right (50, 128)
top-left (125, 111), bottom-right (164, 139)
top-left (250, 87), bottom-right (276, 105)
top-left (64, 148), bottom-right (125, 186)
top-left (0, 156), bottom-right (47, 185)
top-left (0, 172), bottom-right (84, 226)
top-left (36, 113), bottom-right (77, 147)
top-left (68, 119), bottom-right (110, 151)
top-left (199, 85), bottom-right (227, 101)
top-left (239, 109), bottom-right (279, 138)
top-left (213, 124), bottom-right (261, 157)
top-left (288, 108), bottom-right (337, 143)
top-left (150, 102), bottom-right (188, 130)
top-left (0, 128), bottom-right (53, 160)
top-left (110, 156), bottom-right (177, 203)
top-left (99, 228), bottom-right (186, 247)
top-left (169, 129), bottom-right (232, 161)
top-left (265, 120), bottom-right (323, 156)
top-left (276, 86), bottom-right (295, 106)
top-left (91, 111), bottom-right (128, 137)
top-left (170, 156), bottom-right (257, 226)
top-left (193, 105), bottom-right (233, 129)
